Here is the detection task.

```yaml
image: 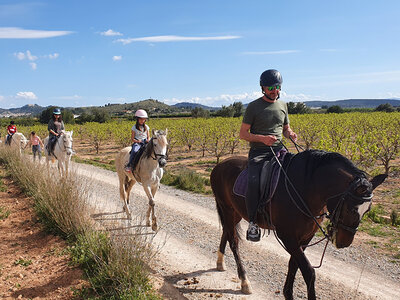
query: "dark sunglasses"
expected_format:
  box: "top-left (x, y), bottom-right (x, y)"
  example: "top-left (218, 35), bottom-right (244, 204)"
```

top-left (267, 85), bottom-right (281, 91)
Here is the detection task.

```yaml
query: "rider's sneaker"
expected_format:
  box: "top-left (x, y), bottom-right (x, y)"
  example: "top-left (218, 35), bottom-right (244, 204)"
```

top-left (246, 222), bottom-right (261, 242)
top-left (124, 166), bottom-right (132, 173)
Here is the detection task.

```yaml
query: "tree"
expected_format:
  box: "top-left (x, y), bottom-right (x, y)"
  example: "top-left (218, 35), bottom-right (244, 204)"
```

top-left (216, 105), bottom-right (235, 117)
top-left (38, 106), bottom-right (74, 124)
top-left (326, 105), bottom-right (344, 113)
top-left (232, 102), bottom-right (244, 117)
top-left (191, 107), bottom-right (210, 118)
top-left (375, 103), bottom-right (395, 112)
top-left (287, 102), bottom-right (311, 114)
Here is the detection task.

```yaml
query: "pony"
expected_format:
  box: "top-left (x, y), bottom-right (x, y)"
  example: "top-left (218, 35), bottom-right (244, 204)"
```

top-left (43, 130), bottom-right (74, 175)
top-left (115, 129), bottom-right (168, 230)
top-left (210, 149), bottom-right (387, 300)
top-left (5, 132), bottom-right (28, 154)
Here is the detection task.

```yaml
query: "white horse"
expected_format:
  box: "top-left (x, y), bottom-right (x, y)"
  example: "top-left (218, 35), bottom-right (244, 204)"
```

top-left (5, 132), bottom-right (28, 154)
top-left (115, 129), bottom-right (168, 230)
top-left (44, 130), bottom-right (74, 175)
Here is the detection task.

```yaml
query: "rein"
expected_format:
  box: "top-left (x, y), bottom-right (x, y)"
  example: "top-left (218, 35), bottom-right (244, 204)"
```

top-left (268, 141), bottom-right (371, 268)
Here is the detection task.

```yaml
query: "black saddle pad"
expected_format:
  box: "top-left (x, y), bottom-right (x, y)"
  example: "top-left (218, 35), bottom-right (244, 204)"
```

top-left (131, 143), bottom-right (147, 168)
top-left (233, 149), bottom-right (288, 203)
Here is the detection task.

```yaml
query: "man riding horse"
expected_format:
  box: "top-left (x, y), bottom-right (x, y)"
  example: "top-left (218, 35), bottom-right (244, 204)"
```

top-left (47, 108), bottom-right (65, 155)
top-left (239, 69), bottom-right (298, 242)
top-left (5, 120), bottom-right (17, 145)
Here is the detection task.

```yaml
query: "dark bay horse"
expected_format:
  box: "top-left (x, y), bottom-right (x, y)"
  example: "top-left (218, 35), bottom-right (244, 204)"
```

top-left (210, 149), bottom-right (386, 300)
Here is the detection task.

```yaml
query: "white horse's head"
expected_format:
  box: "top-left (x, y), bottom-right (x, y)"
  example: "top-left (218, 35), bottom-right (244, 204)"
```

top-left (151, 129), bottom-right (168, 167)
top-left (61, 130), bottom-right (74, 155)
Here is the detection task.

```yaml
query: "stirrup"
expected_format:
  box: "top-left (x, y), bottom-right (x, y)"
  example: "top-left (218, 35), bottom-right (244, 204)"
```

top-left (246, 222), bottom-right (261, 242)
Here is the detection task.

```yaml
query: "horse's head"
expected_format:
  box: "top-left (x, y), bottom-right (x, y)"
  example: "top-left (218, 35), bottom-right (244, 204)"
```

top-left (61, 130), bottom-right (74, 155)
top-left (327, 172), bottom-right (387, 248)
top-left (19, 133), bottom-right (28, 149)
top-left (151, 129), bottom-right (168, 167)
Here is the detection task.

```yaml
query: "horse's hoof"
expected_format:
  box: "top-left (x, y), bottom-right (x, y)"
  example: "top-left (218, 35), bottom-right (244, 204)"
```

top-left (217, 251), bottom-right (226, 271)
top-left (216, 261), bottom-right (226, 271)
top-left (151, 223), bottom-right (158, 231)
top-left (241, 279), bottom-right (252, 294)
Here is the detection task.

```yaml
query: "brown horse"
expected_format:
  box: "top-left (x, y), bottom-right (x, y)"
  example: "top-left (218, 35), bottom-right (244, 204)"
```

top-left (210, 149), bottom-right (386, 300)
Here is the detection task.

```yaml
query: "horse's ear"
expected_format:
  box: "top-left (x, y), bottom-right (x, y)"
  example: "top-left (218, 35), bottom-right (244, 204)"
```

top-left (152, 129), bottom-right (156, 136)
top-left (71, 130), bottom-right (73, 136)
top-left (370, 174), bottom-right (387, 190)
top-left (165, 128), bottom-right (168, 135)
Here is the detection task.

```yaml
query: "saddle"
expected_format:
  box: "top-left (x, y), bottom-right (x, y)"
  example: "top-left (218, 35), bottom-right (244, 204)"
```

top-left (130, 143), bottom-right (147, 171)
top-left (233, 149), bottom-right (289, 206)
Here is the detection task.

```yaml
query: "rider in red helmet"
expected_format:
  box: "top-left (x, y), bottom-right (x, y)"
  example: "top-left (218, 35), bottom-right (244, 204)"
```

top-left (125, 109), bottom-right (150, 172)
top-left (239, 69), bottom-right (298, 242)
top-left (5, 120), bottom-right (17, 145)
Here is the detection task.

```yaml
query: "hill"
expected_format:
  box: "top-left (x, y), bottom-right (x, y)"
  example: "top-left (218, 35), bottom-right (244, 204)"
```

top-left (1, 98), bottom-right (400, 118)
top-left (172, 102), bottom-right (218, 111)
top-left (303, 99), bottom-right (400, 108)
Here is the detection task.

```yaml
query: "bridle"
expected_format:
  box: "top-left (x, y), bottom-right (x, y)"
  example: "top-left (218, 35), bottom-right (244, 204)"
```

top-left (148, 137), bottom-right (168, 165)
top-left (326, 177), bottom-right (373, 235)
top-left (56, 133), bottom-right (73, 154)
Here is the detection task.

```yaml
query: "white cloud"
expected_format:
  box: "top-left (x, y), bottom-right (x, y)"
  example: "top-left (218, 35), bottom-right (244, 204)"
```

top-left (0, 95), bottom-right (4, 102)
top-left (29, 62), bottom-right (37, 70)
top-left (53, 95), bottom-right (82, 100)
top-left (112, 55), bottom-right (122, 61)
top-left (101, 29), bottom-right (122, 36)
top-left (163, 91), bottom-right (262, 106)
top-left (0, 27), bottom-right (73, 38)
top-left (16, 91), bottom-right (37, 100)
top-left (14, 50), bottom-right (38, 61)
top-left (242, 50), bottom-right (300, 55)
top-left (46, 53), bottom-right (59, 59)
top-left (116, 35), bottom-right (241, 45)
top-left (280, 91), bottom-right (327, 102)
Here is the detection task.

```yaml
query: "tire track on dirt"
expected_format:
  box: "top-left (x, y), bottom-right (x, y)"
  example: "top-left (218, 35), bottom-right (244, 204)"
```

top-left (73, 163), bottom-right (400, 299)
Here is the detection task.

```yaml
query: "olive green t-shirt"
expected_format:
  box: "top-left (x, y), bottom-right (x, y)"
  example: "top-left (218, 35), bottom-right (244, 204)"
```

top-left (242, 97), bottom-right (289, 149)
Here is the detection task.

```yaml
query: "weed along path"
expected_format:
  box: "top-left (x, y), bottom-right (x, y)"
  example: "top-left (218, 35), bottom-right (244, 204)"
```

top-left (73, 162), bottom-right (400, 300)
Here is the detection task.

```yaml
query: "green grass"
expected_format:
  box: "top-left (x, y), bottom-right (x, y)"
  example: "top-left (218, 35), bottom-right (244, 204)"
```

top-left (161, 170), bottom-right (207, 194)
top-left (0, 147), bottom-right (160, 300)
top-left (73, 156), bottom-right (116, 172)
top-left (14, 258), bottom-right (32, 267)
top-left (0, 206), bottom-right (10, 220)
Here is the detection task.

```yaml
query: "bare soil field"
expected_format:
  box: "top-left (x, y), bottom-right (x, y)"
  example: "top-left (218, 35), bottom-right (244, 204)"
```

top-left (0, 169), bottom-right (87, 299)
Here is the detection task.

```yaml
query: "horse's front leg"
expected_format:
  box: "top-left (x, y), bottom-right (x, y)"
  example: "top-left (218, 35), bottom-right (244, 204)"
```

top-left (143, 184), bottom-right (157, 231)
top-left (283, 256), bottom-right (299, 300)
top-left (285, 245), bottom-right (316, 300)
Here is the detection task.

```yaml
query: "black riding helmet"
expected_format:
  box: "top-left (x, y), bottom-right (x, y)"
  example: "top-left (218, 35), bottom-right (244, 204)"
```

top-left (260, 69), bottom-right (282, 87)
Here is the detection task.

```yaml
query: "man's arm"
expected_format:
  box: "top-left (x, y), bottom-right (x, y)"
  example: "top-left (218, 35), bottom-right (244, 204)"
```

top-left (283, 124), bottom-right (297, 141)
top-left (239, 122), bottom-right (278, 146)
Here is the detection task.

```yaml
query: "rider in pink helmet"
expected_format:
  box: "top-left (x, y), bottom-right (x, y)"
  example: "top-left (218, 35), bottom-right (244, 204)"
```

top-left (125, 109), bottom-right (150, 172)
top-left (135, 109), bottom-right (148, 119)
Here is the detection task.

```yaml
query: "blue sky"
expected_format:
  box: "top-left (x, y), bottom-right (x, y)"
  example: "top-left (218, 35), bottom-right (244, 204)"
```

top-left (1, 0), bottom-right (400, 108)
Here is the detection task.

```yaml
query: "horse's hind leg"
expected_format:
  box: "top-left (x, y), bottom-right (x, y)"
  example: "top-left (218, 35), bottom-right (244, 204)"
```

top-left (218, 206), bottom-right (251, 294)
top-left (119, 175), bottom-right (132, 219)
top-left (229, 216), bottom-right (252, 294)
top-left (144, 184), bottom-right (157, 231)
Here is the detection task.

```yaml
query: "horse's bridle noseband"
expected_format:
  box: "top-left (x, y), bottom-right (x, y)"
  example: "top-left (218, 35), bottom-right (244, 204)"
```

top-left (149, 137), bottom-right (168, 163)
top-left (326, 177), bottom-right (373, 235)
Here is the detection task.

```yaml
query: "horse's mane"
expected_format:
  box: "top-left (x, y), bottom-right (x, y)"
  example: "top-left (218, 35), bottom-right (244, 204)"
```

top-left (295, 149), bottom-right (366, 179)
top-left (144, 139), bottom-right (154, 159)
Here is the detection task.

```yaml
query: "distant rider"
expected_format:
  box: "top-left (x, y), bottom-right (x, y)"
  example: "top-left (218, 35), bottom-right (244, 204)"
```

top-left (5, 120), bottom-right (17, 145)
top-left (125, 109), bottom-right (150, 172)
top-left (47, 108), bottom-right (65, 155)
top-left (239, 69), bottom-right (297, 242)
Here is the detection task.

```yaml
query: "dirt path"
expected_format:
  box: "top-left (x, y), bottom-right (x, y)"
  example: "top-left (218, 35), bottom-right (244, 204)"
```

top-left (72, 162), bottom-right (400, 300)
top-left (0, 170), bottom-right (86, 299)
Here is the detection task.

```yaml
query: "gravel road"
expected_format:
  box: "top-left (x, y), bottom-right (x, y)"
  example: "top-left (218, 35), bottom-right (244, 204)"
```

top-left (72, 162), bottom-right (400, 300)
